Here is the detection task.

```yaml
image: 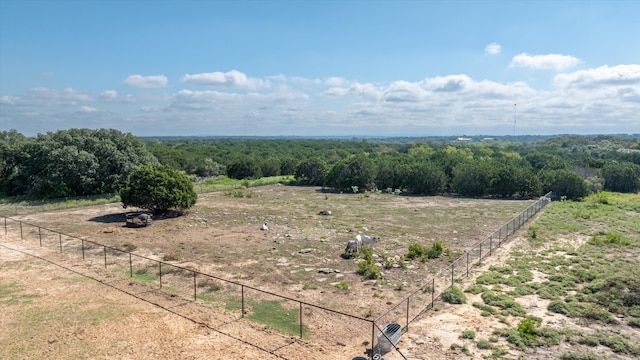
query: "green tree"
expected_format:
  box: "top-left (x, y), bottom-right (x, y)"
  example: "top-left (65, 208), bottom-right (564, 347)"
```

top-left (540, 169), bottom-right (589, 200)
top-left (601, 161), bottom-right (640, 193)
top-left (227, 158), bottom-right (262, 179)
top-left (120, 164), bottom-right (197, 214)
top-left (0, 130), bottom-right (33, 195)
top-left (404, 160), bottom-right (447, 195)
top-left (295, 158), bottom-right (328, 186)
top-left (325, 153), bottom-right (377, 192)
top-left (4, 129), bottom-right (155, 198)
top-left (450, 159), bottom-right (494, 196)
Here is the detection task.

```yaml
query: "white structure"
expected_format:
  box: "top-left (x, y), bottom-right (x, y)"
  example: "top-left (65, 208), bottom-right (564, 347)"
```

top-left (260, 223), bottom-right (269, 231)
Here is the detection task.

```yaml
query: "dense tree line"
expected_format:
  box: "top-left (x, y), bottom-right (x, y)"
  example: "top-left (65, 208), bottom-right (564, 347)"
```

top-left (1, 129), bottom-right (156, 198)
top-left (1, 130), bottom-right (639, 201)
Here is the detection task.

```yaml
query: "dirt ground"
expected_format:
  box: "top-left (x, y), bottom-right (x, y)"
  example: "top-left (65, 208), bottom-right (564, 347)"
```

top-left (3, 186), bottom-right (626, 359)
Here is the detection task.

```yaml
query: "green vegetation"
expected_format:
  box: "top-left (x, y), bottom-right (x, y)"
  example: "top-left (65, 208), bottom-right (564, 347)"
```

top-left (460, 329), bottom-right (476, 339)
top-left (120, 164), bottom-right (197, 214)
top-left (443, 286), bottom-right (466, 304)
top-left (245, 299), bottom-right (306, 338)
top-left (356, 248), bottom-right (381, 280)
top-left (0, 282), bottom-right (39, 305)
top-left (4, 132), bottom-right (639, 204)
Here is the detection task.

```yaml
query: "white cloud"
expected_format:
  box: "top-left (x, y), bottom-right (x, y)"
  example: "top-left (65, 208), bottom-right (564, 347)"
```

top-left (425, 75), bottom-right (472, 92)
top-left (180, 70), bottom-right (270, 90)
top-left (510, 53), bottom-right (582, 71)
top-left (124, 74), bottom-right (168, 88)
top-left (383, 81), bottom-right (427, 102)
top-left (27, 87), bottom-right (93, 105)
top-left (485, 42), bottom-right (501, 55)
top-left (0, 95), bottom-right (20, 105)
top-left (554, 64), bottom-right (640, 88)
top-left (78, 106), bottom-right (97, 113)
top-left (100, 90), bottom-right (118, 100)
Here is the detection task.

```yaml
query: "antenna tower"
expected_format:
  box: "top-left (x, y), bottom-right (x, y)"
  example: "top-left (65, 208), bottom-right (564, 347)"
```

top-left (513, 103), bottom-right (517, 136)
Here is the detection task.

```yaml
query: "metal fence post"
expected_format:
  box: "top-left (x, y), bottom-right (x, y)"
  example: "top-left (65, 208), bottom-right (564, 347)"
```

top-left (431, 278), bottom-right (435, 307)
top-left (20, 222), bottom-right (23, 239)
top-left (371, 322), bottom-right (375, 360)
top-left (241, 285), bottom-right (245, 318)
top-left (466, 252), bottom-right (469, 277)
top-left (406, 297), bottom-right (410, 330)
top-left (300, 302), bottom-right (303, 339)
top-left (129, 253), bottom-right (133, 278)
top-left (451, 263), bottom-right (454, 287)
top-left (159, 262), bottom-right (162, 289)
top-left (193, 272), bottom-right (197, 301)
top-left (81, 239), bottom-right (85, 260)
top-left (4, 217), bottom-right (7, 235)
top-left (103, 246), bottom-right (107, 268)
top-left (39, 227), bottom-right (42, 246)
top-left (59, 233), bottom-right (62, 252)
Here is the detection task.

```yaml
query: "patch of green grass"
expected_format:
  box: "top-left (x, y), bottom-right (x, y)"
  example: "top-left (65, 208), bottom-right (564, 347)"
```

top-left (460, 329), bottom-right (476, 339)
top-left (472, 302), bottom-right (497, 315)
top-left (560, 353), bottom-right (601, 360)
top-left (481, 291), bottom-right (527, 317)
top-left (0, 282), bottom-right (40, 305)
top-left (245, 299), bottom-right (307, 338)
top-left (334, 282), bottom-right (349, 290)
top-left (476, 339), bottom-right (492, 349)
top-left (302, 283), bottom-right (317, 290)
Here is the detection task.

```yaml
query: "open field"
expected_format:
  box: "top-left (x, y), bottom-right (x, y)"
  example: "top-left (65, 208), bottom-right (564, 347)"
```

top-left (2, 187), bottom-right (637, 359)
top-left (1, 185), bottom-right (534, 317)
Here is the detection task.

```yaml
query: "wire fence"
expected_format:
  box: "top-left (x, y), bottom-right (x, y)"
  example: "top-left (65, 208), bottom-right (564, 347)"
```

top-left (1, 192), bottom-right (551, 360)
top-left (371, 191), bottom-right (552, 359)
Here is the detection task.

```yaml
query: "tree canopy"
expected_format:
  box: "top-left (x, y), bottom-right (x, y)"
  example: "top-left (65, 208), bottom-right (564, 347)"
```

top-left (0, 128), bottom-right (156, 198)
top-left (120, 164), bottom-right (197, 214)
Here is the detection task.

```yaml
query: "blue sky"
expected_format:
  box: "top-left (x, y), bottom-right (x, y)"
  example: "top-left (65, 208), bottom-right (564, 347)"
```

top-left (1, 0), bottom-right (639, 137)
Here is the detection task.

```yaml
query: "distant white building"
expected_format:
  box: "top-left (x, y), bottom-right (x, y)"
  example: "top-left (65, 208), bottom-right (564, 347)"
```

top-left (457, 137), bottom-right (472, 141)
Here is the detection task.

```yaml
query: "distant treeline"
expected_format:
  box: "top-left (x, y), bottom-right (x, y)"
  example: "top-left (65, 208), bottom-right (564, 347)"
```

top-left (2, 129), bottom-right (639, 200)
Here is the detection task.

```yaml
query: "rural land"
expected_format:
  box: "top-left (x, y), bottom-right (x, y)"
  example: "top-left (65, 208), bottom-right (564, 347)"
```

top-left (1, 131), bottom-right (639, 360)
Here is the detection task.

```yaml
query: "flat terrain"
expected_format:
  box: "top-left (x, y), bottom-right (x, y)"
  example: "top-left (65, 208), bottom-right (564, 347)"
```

top-left (3, 186), bottom-right (637, 359)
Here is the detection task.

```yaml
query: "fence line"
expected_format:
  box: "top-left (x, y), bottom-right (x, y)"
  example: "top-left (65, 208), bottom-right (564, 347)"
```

top-left (1, 192), bottom-right (551, 359)
top-left (372, 192), bottom-right (552, 359)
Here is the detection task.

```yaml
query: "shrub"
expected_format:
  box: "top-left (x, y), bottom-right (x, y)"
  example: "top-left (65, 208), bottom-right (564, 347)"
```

top-left (461, 329), bottom-right (476, 339)
top-left (560, 352), bottom-right (600, 360)
top-left (548, 299), bottom-right (571, 316)
top-left (334, 282), bottom-right (349, 290)
top-left (427, 240), bottom-right (445, 259)
top-left (517, 316), bottom-right (541, 339)
top-left (476, 339), bottom-right (492, 349)
top-left (407, 243), bottom-right (426, 260)
top-left (443, 286), bottom-right (467, 304)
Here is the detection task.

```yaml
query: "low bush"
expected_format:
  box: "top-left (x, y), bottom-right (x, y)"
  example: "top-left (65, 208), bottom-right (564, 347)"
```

top-left (443, 286), bottom-right (466, 304)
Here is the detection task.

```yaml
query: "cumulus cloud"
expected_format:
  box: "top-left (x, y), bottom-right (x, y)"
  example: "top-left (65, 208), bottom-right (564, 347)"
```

top-left (0, 95), bottom-right (20, 105)
top-left (124, 74), bottom-right (168, 88)
top-left (510, 53), bottom-right (582, 71)
top-left (426, 75), bottom-right (472, 92)
top-left (485, 42), bottom-right (501, 55)
top-left (383, 81), bottom-right (427, 102)
top-left (180, 70), bottom-right (270, 90)
top-left (100, 90), bottom-right (118, 100)
top-left (554, 64), bottom-right (640, 88)
top-left (78, 106), bottom-right (97, 113)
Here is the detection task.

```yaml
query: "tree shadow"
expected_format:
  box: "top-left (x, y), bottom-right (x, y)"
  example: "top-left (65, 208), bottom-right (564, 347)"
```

top-left (88, 212), bottom-right (127, 224)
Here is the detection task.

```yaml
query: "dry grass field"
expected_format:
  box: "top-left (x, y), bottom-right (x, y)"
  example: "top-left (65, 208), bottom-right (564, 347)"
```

top-left (9, 185), bottom-right (635, 359)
